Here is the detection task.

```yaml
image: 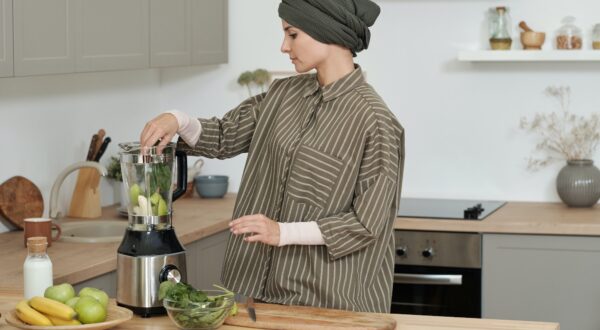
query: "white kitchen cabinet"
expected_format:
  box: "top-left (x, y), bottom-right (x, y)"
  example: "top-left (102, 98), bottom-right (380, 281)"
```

top-left (185, 230), bottom-right (229, 290)
top-left (0, 0), bottom-right (12, 77)
top-left (482, 234), bottom-right (600, 330)
top-left (150, 0), bottom-right (228, 68)
top-left (13, 0), bottom-right (76, 76)
top-left (75, 0), bottom-right (149, 72)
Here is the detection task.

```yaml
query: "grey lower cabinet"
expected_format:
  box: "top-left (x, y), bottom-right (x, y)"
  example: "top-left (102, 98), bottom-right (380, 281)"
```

top-left (0, 0), bottom-right (13, 77)
top-left (72, 230), bottom-right (229, 298)
top-left (184, 230), bottom-right (229, 290)
top-left (482, 234), bottom-right (600, 330)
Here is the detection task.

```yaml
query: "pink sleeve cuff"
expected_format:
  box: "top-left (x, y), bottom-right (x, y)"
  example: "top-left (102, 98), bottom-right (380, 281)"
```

top-left (166, 110), bottom-right (202, 146)
top-left (278, 222), bottom-right (325, 247)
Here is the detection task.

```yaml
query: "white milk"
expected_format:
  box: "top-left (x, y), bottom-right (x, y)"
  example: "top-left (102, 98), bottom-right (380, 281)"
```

top-left (23, 252), bottom-right (53, 299)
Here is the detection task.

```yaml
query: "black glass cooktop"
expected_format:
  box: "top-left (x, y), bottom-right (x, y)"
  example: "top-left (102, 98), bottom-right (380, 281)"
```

top-left (397, 198), bottom-right (506, 221)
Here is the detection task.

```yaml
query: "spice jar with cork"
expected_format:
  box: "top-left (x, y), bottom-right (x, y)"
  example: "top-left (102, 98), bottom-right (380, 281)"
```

top-left (489, 6), bottom-right (512, 50)
top-left (593, 24), bottom-right (600, 50)
top-left (556, 16), bottom-right (583, 50)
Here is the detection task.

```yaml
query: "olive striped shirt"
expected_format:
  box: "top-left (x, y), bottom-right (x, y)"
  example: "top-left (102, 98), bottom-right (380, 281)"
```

top-left (178, 66), bottom-right (405, 313)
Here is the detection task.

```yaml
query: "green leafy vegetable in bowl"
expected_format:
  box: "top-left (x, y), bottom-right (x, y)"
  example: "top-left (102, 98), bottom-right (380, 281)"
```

top-left (160, 282), bottom-right (237, 329)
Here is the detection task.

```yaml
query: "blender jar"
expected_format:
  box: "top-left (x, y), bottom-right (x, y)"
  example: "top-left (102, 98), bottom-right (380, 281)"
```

top-left (119, 142), bottom-right (187, 230)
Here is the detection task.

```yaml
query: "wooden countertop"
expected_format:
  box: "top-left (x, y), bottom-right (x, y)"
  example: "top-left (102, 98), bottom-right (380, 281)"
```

top-left (0, 194), bottom-right (237, 292)
top-left (394, 201), bottom-right (600, 235)
top-left (1, 194), bottom-right (598, 292)
top-left (0, 291), bottom-right (560, 330)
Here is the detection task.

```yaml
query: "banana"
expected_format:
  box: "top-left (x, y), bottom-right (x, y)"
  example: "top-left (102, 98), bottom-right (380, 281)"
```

top-left (29, 296), bottom-right (77, 321)
top-left (15, 300), bottom-right (52, 326)
top-left (45, 313), bottom-right (82, 326)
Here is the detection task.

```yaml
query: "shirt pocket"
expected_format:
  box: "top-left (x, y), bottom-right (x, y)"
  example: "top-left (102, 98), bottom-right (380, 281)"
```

top-left (287, 145), bottom-right (344, 208)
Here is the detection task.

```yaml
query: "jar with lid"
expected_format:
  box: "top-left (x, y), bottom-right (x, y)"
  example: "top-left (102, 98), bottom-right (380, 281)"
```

top-left (556, 16), bottom-right (583, 50)
top-left (593, 24), bottom-right (600, 50)
top-left (489, 6), bottom-right (512, 50)
top-left (23, 236), bottom-right (53, 299)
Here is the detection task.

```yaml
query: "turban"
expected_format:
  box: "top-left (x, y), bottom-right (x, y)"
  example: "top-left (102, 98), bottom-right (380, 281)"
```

top-left (278, 0), bottom-right (380, 56)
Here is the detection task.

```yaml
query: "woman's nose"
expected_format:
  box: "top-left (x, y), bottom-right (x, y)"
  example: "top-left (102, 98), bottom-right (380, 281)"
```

top-left (281, 40), bottom-right (290, 53)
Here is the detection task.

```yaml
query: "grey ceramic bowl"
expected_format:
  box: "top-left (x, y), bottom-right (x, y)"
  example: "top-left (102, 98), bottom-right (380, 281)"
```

top-left (194, 176), bottom-right (229, 198)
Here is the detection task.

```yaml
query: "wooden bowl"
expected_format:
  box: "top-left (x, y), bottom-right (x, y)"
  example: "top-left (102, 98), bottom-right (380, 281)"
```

top-left (521, 31), bottom-right (546, 50)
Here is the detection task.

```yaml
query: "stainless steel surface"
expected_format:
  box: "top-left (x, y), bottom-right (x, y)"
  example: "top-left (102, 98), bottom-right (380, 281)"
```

top-left (116, 252), bottom-right (187, 308)
top-left (397, 198), bottom-right (506, 220)
top-left (128, 214), bottom-right (172, 231)
top-left (395, 231), bottom-right (481, 268)
top-left (394, 273), bottom-right (463, 285)
top-left (247, 297), bottom-right (256, 322)
top-left (165, 269), bottom-right (181, 283)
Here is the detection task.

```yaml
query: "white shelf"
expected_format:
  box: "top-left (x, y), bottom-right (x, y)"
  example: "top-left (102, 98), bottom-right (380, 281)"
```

top-left (458, 50), bottom-right (600, 62)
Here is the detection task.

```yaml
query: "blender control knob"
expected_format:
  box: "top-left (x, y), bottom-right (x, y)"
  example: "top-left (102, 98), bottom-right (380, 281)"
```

top-left (396, 246), bottom-right (408, 257)
top-left (159, 265), bottom-right (182, 283)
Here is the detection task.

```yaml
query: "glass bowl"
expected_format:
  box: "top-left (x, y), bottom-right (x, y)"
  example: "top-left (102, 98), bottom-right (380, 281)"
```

top-left (163, 290), bottom-right (234, 330)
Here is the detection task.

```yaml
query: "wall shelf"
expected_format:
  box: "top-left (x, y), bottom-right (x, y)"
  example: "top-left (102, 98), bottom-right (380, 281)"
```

top-left (458, 50), bottom-right (600, 62)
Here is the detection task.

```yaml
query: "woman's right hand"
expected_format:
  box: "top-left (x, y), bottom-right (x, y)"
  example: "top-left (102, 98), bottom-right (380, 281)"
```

top-left (140, 113), bottom-right (179, 148)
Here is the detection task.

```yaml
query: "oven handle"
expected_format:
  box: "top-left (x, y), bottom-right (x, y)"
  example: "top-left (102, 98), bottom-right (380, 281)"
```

top-left (394, 273), bottom-right (463, 286)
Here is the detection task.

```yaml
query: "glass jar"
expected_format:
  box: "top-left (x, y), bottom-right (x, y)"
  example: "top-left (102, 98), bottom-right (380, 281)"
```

top-left (489, 6), bottom-right (512, 50)
top-left (593, 24), bottom-right (600, 50)
top-left (556, 16), bottom-right (583, 50)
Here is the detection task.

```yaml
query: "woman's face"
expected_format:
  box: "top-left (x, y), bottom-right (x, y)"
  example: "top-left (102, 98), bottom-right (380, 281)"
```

top-left (281, 20), bottom-right (329, 73)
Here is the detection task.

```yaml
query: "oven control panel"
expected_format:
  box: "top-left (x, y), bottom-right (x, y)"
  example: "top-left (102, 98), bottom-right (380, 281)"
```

top-left (394, 230), bottom-right (481, 269)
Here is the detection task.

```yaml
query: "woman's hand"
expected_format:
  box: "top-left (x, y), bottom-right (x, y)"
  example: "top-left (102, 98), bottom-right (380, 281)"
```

top-left (140, 113), bottom-right (179, 148)
top-left (229, 214), bottom-right (280, 246)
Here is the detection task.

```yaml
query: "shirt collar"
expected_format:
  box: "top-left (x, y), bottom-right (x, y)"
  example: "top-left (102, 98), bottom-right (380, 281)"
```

top-left (302, 64), bottom-right (365, 102)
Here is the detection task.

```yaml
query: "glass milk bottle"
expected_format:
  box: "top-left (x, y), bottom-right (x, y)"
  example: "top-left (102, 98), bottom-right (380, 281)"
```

top-left (23, 236), bottom-right (53, 299)
top-left (489, 6), bottom-right (512, 50)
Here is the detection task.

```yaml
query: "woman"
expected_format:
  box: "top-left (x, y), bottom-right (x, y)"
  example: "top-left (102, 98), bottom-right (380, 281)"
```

top-left (140, 0), bottom-right (404, 313)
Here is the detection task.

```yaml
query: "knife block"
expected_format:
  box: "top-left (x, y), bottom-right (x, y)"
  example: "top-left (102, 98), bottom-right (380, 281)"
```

top-left (68, 168), bottom-right (102, 219)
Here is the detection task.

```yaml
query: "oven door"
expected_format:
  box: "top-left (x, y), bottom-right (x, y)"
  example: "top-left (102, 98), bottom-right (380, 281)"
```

top-left (391, 265), bottom-right (481, 318)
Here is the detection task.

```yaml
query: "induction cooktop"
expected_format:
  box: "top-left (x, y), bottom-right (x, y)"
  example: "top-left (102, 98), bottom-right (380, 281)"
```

top-left (397, 198), bottom-right (506, 221)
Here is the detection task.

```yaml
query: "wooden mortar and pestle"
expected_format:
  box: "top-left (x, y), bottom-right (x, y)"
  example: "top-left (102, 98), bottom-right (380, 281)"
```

top-left (519, 21), bottom-right (546, 50)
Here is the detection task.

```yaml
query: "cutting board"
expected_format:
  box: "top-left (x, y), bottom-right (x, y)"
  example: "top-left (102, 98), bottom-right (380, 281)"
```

top-left (224, 303), bottom-right (396, 330)
top-left (0, 176), bottom-right (44, 229)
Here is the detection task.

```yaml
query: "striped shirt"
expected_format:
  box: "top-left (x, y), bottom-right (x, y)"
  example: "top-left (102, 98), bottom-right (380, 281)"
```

top-left (177, 65), bottom-right (405, 313)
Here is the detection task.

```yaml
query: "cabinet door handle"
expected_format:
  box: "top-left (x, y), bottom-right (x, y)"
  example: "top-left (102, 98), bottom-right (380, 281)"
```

top-left (394, 273), bottom-right (463, 286)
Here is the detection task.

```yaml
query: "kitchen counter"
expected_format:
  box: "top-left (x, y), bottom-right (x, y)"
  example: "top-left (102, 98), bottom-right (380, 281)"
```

top-left (0, 194), bottom-right (599, 292)
top-left (0, 291), bottom-right (559, 330)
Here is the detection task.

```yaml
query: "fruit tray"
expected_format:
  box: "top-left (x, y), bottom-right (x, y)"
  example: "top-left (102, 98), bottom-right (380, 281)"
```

top-left (5, 304), bottom-right (132, 330)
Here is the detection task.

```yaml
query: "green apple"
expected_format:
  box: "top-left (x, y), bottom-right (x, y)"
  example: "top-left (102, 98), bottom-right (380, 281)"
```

top-left (65, 297), bottom-right (80, 309)
top-left (75, 296), bottom-right (106, 324)
top-left (44, 283), bottom-right (75, 303)
top-left (78, 287), bottom-right (109, 308)
top-left (158, 198), bottom-right (168, 216)
top-left (150, 192), bottom-right (161, 205)
top-left (129, 184), bottom-right (141, 206)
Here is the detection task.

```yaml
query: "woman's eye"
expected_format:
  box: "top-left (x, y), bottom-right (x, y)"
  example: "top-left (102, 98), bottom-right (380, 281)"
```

top-left (288, 33), bottom-right (297, 39)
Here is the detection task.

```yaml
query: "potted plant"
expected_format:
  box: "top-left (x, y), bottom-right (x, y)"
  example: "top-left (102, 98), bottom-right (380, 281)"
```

top-left (237, 69), bottom-right (272, 97)
top-left (520, 86), bottom-right (600, 207)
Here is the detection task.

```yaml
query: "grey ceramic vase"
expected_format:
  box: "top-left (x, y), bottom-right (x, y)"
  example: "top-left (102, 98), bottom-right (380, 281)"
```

top-left (556, 159), bottom-right (600, 207)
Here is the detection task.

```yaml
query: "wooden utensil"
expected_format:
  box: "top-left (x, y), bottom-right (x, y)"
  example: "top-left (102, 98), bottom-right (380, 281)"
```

top-left (0, 176), bottom-right (44, 229)
top-left (225, 302), bottom-right (396, 330)
top-left (68, 167), bottom-right (102, 219)
top-left (93, 129), bottom-right (106, 160)
top-left (519, 21), bottom-right (534, 32)
top-left (6, 304), bottom-right (133, 330)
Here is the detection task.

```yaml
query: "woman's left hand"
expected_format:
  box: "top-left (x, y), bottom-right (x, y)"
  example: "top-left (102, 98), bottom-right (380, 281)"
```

top-left (229, 214), bottom-right (280, 246)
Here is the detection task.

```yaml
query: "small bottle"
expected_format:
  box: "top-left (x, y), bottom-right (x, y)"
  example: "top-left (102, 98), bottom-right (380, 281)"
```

top-left (593, 24), bottom-right (600, 50)
top-left (23, 236), bottom-right (53, 299)
top-left (489, 6), bottom-right (512, 50)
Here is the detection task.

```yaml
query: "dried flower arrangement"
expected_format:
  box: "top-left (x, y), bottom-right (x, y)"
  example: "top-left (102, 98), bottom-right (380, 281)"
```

top-left (519, 86), bottom-right (600, 171)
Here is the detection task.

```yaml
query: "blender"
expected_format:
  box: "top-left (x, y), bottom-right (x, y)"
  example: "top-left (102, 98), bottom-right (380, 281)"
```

top-left (116, 142), bottom-right (187, 317)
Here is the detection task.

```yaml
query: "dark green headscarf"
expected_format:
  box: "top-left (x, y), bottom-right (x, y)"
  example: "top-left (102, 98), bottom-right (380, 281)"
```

top-left (278, 0), bottom-right (380, 56)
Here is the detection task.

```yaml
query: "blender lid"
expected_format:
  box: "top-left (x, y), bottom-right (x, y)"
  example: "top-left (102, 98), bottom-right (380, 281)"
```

top-left (119, 141), bottom-right (176, 152)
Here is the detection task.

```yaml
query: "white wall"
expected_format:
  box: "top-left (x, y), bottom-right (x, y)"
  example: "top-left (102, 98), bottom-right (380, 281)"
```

top-left (1, 0), bottom-right (599, 232)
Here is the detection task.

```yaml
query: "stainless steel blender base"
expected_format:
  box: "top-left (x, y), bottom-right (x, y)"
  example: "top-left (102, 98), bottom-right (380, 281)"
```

top-left (116, 252), bottom-right (187, 315)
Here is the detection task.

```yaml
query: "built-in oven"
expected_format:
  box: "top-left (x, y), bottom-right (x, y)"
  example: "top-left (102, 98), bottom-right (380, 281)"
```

top-left (391, 230), bottom-right (482, 318)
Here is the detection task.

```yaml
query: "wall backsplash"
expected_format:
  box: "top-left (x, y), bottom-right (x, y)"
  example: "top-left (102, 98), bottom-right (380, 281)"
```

top-left (1, 0), bottom-right (599, 233)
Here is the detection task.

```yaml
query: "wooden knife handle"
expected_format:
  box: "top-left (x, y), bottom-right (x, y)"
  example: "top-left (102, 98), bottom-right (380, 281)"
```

top-left (93, 129), bottom-right (106, 160)
top-left (86, 134), bottom-right (99, 161)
